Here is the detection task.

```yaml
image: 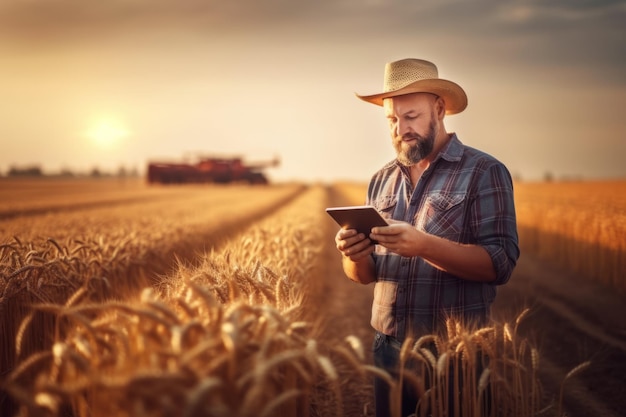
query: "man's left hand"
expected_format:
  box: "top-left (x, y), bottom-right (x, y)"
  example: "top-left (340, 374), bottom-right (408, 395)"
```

top-left (370, 220), bottom-right (425, 257)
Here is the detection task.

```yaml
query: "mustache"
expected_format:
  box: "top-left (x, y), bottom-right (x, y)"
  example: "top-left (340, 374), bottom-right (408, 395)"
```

top-left (402, 132), bottom-right (423, 141)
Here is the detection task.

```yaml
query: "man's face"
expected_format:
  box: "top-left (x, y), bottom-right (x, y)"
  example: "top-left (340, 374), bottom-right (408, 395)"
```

top-left (384, 93), bottom-right (438, 167)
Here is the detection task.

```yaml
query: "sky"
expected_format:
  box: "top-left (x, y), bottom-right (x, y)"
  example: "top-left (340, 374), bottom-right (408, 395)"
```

top-left (1, 0), bottom-right (625, 183)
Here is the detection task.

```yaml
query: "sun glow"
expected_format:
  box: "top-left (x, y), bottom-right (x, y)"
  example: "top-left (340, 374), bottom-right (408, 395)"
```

top-left (85, 117), bottom-right (130, 148)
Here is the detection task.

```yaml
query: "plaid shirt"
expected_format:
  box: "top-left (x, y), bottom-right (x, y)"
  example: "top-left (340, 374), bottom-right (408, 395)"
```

top-left (366, 134), bottom-right (519, 341)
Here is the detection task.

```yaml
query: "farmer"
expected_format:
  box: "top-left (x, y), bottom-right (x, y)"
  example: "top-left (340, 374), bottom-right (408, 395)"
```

top-left (333, 58), bottom-right (520, 417)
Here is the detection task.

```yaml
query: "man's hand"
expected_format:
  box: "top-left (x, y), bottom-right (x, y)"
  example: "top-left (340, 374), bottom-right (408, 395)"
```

top-left (335, 228), bottom-right (376, 261)
top-left (370, 220), bottom-right (423, 257)
top-left (371, 220), bottom-right (497, 282)
top-left (335, 228), bottom-right (377, 284)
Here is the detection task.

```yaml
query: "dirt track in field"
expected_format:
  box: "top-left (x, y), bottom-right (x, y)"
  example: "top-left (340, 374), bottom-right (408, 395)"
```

top-left (320, 186), bottom-right (626, 417)
top-left (493, 255), bottom-right (626, 417)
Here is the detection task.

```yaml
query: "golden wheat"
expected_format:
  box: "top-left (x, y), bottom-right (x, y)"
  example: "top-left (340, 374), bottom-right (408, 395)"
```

top-left (4, 185), bottom-right (372, 417)
top-left (386, 312), bottom-right (544, 417)
top-left (0, 182), bottom-right (305, 403)
top-left (2, 178), bottom-right (581, 417)
top-left (515, 180), bottom-right (626, 292)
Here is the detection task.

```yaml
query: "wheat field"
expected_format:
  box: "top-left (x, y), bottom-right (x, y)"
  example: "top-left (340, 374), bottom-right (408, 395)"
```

top-left (3, 177), bottom-right (621, 416)
top-left (514, 180), bottom-right (626, 293)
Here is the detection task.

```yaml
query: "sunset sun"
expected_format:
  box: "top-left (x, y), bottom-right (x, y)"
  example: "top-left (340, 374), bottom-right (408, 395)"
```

top-left (85, 117), bottom-right (130, 148)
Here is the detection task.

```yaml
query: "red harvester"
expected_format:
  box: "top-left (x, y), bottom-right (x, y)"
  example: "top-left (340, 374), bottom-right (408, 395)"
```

top-left (147, 155), bottom-right (279, 185)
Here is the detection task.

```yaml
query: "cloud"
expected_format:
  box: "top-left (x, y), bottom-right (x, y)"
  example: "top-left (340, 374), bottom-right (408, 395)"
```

top-left (0, 0), bottom-right (352, 36)
top-left (1, 0), bottom-right (623, 84)
top-left (0, 0), bottom-right (291, 44)
top-left (488, 1), bottom-right (626, 83)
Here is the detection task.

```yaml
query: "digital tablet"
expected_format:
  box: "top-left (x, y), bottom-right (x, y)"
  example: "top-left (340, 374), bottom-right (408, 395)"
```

top-left (325, 205), bottom-right (388, 243)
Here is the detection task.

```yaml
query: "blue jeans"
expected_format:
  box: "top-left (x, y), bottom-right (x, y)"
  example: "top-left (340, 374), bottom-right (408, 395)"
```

top-left (372, 328), bottom-right (491, 417)
top-left (372, 331), bottom-right (420, 417)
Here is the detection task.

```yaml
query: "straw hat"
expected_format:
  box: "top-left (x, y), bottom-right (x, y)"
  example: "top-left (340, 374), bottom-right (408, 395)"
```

top-left (356, 58), bottom-right (467, 114)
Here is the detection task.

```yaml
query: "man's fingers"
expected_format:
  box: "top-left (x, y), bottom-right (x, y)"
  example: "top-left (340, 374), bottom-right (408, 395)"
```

top-left (336, 229), bottom-right (356, 245)
top-left (346, 243), bottom-right (375, 261)
top-left (371, 224), bottom-right (399, 235)
top-left (336, 229), bottom-right (369, 254)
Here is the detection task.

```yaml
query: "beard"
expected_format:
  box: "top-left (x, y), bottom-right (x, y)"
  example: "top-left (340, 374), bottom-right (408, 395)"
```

top-left (393, 118), bottom-right (437, 167)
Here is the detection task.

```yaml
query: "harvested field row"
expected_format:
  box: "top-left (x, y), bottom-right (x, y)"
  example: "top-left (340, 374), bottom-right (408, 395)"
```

top-left (0, 179), bottom-right (301, 219)
top-left (0, 178), bottom-right (162, 218)
top-left (1, 182), bottom-right (304, 232)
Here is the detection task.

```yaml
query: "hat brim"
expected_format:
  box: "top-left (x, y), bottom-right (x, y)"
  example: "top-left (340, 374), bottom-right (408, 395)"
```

top-left (356, 79), bottom-right (467, 115)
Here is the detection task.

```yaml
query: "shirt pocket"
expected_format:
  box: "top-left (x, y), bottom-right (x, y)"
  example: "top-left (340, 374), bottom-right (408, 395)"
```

top-left (416, 192), bottom-right (466, 239)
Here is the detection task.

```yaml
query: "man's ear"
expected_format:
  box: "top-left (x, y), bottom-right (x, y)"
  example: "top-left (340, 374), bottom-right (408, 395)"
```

top-left (436, 96), bottom-right (446, 118)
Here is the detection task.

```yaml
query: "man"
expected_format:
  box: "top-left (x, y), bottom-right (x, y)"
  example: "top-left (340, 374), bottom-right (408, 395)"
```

top-left (334, 58), bottom-right (519, 416)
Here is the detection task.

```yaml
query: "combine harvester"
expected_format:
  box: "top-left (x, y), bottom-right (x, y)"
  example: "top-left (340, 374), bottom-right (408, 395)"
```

top-left (147, 155), bottom-right (279, 185)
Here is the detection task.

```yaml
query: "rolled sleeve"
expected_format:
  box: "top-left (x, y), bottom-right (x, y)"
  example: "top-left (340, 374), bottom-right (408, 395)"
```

top-left (471, 163), bottom-right (520, 285)
top-left (484, 243), bottom-right (517, 285)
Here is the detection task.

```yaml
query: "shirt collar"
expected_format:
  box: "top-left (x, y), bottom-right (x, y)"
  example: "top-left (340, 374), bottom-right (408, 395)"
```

top-left (438, 133), bottom-right (463, 163)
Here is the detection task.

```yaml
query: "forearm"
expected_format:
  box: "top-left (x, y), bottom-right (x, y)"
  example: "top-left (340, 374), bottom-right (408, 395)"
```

top-left (342, 255), bottom-right (377, 285)
top-left (420, 233), bottom-right (496, 282)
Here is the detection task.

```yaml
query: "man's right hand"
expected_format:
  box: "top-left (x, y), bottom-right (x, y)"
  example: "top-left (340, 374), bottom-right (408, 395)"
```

top-left (335, 228), bottom-right (376, 261)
